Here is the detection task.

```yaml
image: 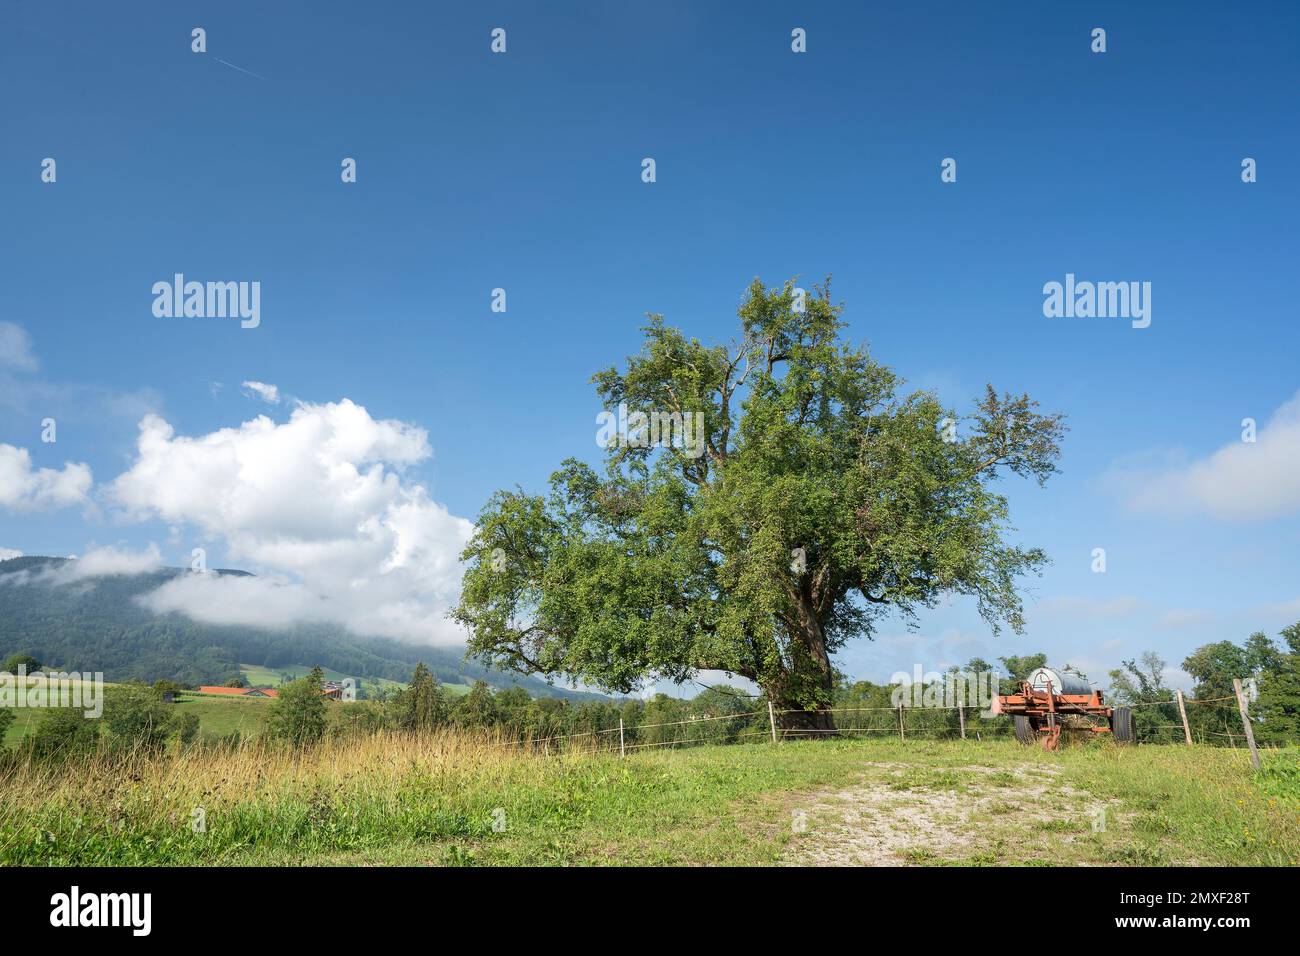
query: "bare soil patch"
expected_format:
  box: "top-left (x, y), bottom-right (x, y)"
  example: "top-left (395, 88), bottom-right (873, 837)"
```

top-left (781, 762), bottom-right (1106, 866)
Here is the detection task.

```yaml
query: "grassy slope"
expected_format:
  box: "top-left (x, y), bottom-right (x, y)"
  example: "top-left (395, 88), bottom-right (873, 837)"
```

top-left (1, 687), bottom-right (475, 749)
top-left (1, 687), bottom-right (276, 746)
top-left (239, 663), bottom-right (470, 697)
top-left (1, 677), bottom-right (109, 749)
top-left (171, 694), bottom-right (274, 737)
top-left (2, 734), bottom-right (1296, 867)
top-left (238, 663), bottom-right (354, 687)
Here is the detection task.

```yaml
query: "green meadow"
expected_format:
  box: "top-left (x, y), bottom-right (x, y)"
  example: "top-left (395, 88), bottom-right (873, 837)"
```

top-left (238, 663), bottom-right (470, 697)
top-left (2, 731), bottom-right (1295, 867)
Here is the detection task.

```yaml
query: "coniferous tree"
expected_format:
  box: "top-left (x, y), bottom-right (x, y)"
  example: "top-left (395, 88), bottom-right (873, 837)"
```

top-left (398, 662), bottom-right (443, 733)
top-left (453, 680), bottom-right (497, 730)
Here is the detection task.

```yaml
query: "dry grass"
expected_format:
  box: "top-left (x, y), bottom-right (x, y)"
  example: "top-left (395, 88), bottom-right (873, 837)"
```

top-left (0, 729), bottom-right (608, 865)
top-left (3, 732), bottom-right (1296, 866)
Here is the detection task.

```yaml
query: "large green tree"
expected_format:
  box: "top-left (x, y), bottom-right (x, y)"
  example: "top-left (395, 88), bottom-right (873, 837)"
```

top-left (454, 279), bottom-right (1064, 730)
top-left (1256, 623), bottom-right (1300, 743)
top-left (102, 683), bottom-right (177, 754)
top-left (1183, 625), bottom-right (1300, 745)
top-left (266, 666), bottom-right (327, 747)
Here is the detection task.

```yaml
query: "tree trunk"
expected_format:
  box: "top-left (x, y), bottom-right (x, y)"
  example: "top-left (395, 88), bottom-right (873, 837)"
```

top-left (770, 595), bottom-right (840, 736)
top-left (774, 702), bottom-right (838, 737)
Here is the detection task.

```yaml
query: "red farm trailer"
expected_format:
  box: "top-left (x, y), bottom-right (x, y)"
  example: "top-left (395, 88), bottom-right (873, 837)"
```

top-left (991, 666), bottom-right (1134, 750)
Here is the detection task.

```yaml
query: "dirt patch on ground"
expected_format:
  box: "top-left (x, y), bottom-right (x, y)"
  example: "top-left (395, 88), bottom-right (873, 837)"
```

top-left (781, 762), bottom-right (1105, 866)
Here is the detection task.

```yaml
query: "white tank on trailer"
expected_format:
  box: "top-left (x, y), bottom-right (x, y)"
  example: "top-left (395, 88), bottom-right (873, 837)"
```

top-left (1027, 666), bottom-right (1091, 696)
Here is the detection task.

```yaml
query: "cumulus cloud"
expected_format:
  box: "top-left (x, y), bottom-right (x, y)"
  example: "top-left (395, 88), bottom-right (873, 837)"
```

top-left (63, 544), bottom-right (163, 579)
top-left (0, 444), bottom-right (93, 511)
top-left (111, 399), bottom-right (474, 643)
top-left (0, 544), bottom-right (162, 586)
top-left (241, 380), bottom-right (280, 404)
top-left (0, 322), bottom-right (38, 371)
top-left (1106, 389), bottom-right (1300, 520)
top-left (140, 572), bottom-right (330, 628)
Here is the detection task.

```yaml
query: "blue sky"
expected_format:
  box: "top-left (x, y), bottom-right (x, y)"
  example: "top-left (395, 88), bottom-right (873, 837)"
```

top-left (1, 1), bottom-right (1298, 690)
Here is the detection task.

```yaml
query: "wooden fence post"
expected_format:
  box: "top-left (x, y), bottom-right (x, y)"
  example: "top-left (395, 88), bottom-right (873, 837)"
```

top-left (1232, 678), bottom-right (1261, 770)
top-left (957, 703), bottom-right (966, 740)
top-left (768, 699), bottom-right (778, 744)
top-left (619, 717), bottom-right (625, 757)
top-left (897, 701), bottom-right (905, 742)
top-left (1175, 689), bottom-right (1192, 745)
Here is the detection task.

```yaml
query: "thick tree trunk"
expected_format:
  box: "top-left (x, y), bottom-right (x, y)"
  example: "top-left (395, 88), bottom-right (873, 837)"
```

top-left (774, 702), bottom-right (838, 736)
top-left (771, 595), bottom-right (839, 736)
top-left (763, 623), bottom-right (839, 737)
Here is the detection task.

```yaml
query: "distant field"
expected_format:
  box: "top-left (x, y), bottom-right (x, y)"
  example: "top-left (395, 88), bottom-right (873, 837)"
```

top-left (1, 675), bottom-right (107, 748)
top-left (2, 709), bottom-right (39, 748)
top-left (3, 690), bottom-right (275, 744)
top-left (238, 663), bottom-right (361, 687)
top-left (172, 693), bottom-right (274, 737)
top-left (2, 671), bottom-right (471, 747)
top-left (237, 662), bottom-right (469, 697)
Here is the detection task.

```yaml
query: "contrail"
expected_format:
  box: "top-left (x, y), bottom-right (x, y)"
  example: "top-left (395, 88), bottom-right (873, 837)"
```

top-left (213, 57), bottom-right (267, 81)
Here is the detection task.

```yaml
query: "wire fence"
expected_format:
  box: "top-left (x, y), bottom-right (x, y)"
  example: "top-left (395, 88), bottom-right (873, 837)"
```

top-left (458, 687), bottom-right (1274, 761)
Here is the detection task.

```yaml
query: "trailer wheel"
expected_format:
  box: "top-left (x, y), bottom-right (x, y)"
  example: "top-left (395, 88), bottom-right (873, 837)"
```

top-left (1013, 715), bottom-right (1037, 745)
top-left (1111, 707), bottom-right (1136, 745)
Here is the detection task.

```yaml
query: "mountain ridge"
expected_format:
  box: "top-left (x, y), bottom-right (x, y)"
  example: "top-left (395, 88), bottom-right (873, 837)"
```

top-left (0, 555), bottom-right (601, 700)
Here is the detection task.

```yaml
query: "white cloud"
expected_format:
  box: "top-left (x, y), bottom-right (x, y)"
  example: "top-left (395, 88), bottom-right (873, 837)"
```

top-left (0, 545), bottom-right (162, 586)
top-left (867, 626), bottom-right (998, 677)
top-left (1244, 596), bottom-right (1300, 626)
top-left (241, 380), bottom-right (280, 404)
top-left (1028, 595), bottom-right (1142, 622)
top-left (55, 544), bottom-right (163, 581)
top-left (111, 399), bottom-right (474, 643)
top-left (0, 547), bottom-right (22, 561)
top-left (1106, 389), bottom-right (1300, 520)
top-left (1157, 609), bottom-right (1216, 629)
top-left (140, 572), bottom-right (330, 628)
top-left (0, 444), bottom-right (93, 511)
top-left (0, 322), bottom-right (38, 371)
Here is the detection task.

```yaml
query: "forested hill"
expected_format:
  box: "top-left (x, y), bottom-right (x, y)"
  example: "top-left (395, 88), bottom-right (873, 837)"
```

top-left (0, 555), bottom-right (596, 699)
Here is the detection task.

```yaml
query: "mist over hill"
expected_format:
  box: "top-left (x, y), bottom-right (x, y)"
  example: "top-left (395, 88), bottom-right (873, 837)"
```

top-left (0, 555), bottom-right (599, 700)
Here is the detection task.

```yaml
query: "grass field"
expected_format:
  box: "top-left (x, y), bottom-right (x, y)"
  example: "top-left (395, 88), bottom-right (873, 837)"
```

top-left (238, 663), bottom-right (470, 697)
top-left (2, 685), bottom-right (481, 749)
top-left (171, 693), bottom-right (274, 737)
top-left (1, 676), bottom-right (106, 749)
top-left (4, 670), bottom-right (490, 750)
top-left (3, 692), bottom-right (278, 746)
top-left (2, 732), bottom-right (1295, 867)
top-left (238, 663), bottom-right (358, 687)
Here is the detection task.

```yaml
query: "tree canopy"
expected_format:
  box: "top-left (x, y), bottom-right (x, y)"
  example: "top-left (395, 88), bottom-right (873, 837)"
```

top-left (454, 278), bottom-right (1065, 728)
